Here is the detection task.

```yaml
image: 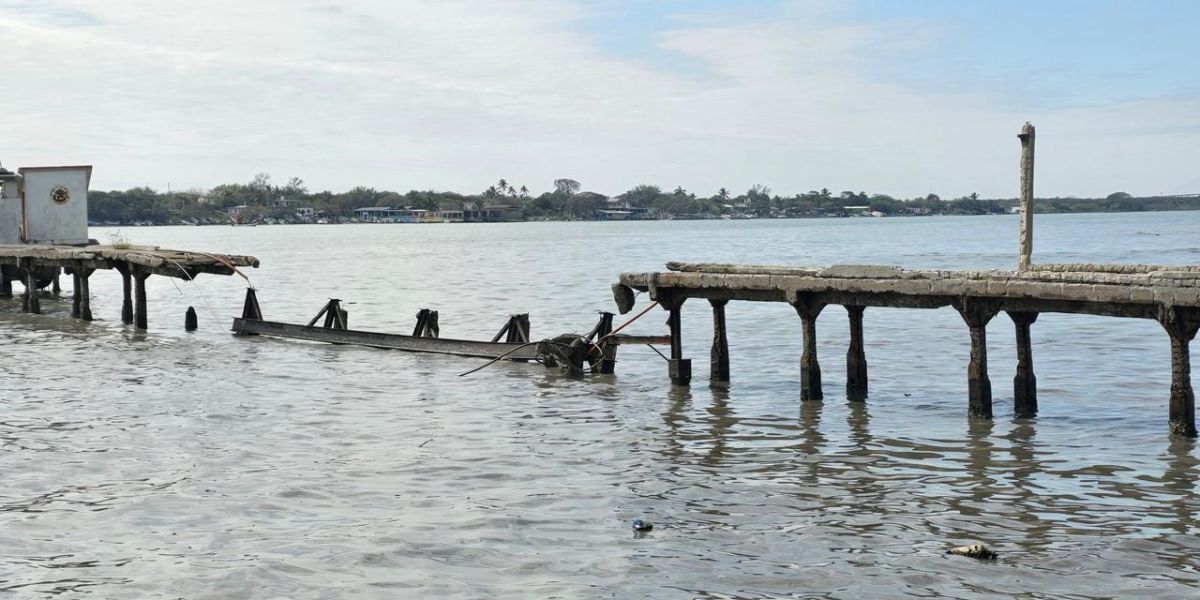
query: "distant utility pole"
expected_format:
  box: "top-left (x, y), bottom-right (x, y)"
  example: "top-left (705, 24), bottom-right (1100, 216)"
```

top-left (1018, 122), bottom-right (1035, 270)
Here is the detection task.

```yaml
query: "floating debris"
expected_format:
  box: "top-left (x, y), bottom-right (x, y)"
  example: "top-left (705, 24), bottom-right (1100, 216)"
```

top-left (946, 544), bottom-right (997, 560)
top-left (632, 519), bottom-right (653, 532)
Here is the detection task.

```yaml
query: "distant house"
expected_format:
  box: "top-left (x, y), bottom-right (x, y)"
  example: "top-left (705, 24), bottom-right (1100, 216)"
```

top-left (273, 197), bottom-right (300, 208)
top-left (353, 206), bottom-right (393, 222)
top-left (464, 204), bottom-right (521, 222)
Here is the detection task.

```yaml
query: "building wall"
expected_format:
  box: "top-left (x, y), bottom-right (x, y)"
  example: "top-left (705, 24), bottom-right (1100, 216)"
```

top-left (20, 167), bottom-right (91, 244)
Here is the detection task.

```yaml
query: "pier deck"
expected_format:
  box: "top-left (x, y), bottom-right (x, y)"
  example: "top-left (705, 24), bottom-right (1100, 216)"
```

top-left (0, 244), bottom-right (259, 328)
top-left (615, 261), bottom-right (1200, 437)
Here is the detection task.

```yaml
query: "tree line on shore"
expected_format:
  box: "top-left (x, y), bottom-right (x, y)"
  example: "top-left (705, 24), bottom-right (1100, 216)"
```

top-left (86, 173), bottom-right (1200, 224)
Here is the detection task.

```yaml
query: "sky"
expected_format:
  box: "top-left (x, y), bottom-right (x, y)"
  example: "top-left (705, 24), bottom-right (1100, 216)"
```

top-left (2, 0), bottom-right (1198, 198)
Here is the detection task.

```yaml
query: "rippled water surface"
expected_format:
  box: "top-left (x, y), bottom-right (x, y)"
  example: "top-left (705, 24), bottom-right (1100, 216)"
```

top-left (3, 212), bottom-right (1200, 598)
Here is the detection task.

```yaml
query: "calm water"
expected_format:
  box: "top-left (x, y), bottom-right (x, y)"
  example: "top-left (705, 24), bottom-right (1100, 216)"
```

top-left (3, 213), bottom-right (1200, 598)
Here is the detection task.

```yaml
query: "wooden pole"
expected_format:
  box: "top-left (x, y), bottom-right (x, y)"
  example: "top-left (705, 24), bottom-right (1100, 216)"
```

top-left (1159, 306), bottom-right (1199, 437)
top-left (133, 268), bottom-right (149, 330)
top-left (793, 295), bottom-right (825, 401)
top-left (709, 299), bottom-right (730, 386)
top-left (1009, 311), bottom-right (1038, 417)
top-left (956, 300), bottom-right (998, 419)
top-left (846, 305), bottom-right (868, 401)
top-left (1018, 122), bottom-right (1035, 270)
top-left (117, 263), bottom-right (134, 324)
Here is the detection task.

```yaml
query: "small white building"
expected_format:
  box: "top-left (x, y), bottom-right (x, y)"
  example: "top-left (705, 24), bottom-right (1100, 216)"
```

top-left (0, 163), bottom-right (93, 245)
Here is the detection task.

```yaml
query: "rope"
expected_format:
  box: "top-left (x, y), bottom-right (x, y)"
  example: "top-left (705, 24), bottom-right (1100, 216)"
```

top-left (594, 300), bottom-right (660, 344)
top-left (457, 342), bottom-right (541, 377)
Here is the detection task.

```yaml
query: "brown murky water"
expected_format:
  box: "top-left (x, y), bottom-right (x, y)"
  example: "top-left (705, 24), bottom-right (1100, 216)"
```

top-left (2, 213), bottom-right (1199, 598)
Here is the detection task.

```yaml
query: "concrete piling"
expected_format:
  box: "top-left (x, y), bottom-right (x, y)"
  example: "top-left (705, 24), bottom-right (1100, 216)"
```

top-left (955, 300), bottom-right (999, 419)
top-left (1009, 311), bottom-right (1038, 417)
top-left (185, 306), bottom-right (198, 331)
top-left (709, 299), bottom-right (730, 386)
top-left (793, 294), bottom-right (825, 401)
top-left (1159, 306), bottom-right (1200, 437)
top-left (845, 305), bottom-right (868, 401)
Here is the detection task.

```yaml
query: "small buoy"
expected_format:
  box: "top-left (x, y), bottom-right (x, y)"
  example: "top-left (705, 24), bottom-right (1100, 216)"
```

top-left (632, 519), bottom-right (653, 532)
top-left (947, 544), bottom-right (997, 560)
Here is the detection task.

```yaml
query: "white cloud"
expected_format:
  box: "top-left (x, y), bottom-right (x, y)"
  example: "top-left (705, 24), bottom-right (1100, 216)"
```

top-left (1, 0), bottom-right (1196, 197)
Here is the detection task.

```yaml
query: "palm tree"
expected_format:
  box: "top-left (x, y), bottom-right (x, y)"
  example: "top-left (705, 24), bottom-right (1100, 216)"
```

top-left (519, 185), bottom-right (529, 198)
top-left (498, 179), bottom-right (509, 195)
top-left (718, 187), bottom-right (729, 200)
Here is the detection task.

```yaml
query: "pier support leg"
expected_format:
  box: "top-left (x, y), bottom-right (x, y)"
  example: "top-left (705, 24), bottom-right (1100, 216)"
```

top-left (0, 266), bottom-right (12, 298)
top-left (955, 299), bottom-right (999, 419)
top-left (709, 299), bottom-right (730, 386)
top-left (1008, 311), bottom-right (1038, 417)
top-left (23, 268), bottom-right (40, 314)
top-left (662, 294), bottom-right (691, 386)
top-left (71, 270), bottom-right (82, 318)
top-left (78, 269), bottom-right (92, 322)
top-left (133, 268), bottom-right (149, 330)
top-left (117, 264), bottom-right (134, 324)
top-left (1158, 306), bottom-right (1200, 438)
top-left (846, 305), bottom-right (868, 401)
top-left (793, 294), bottom-right (825, 401)
top-left (51, 272), bottom-right (60, 295)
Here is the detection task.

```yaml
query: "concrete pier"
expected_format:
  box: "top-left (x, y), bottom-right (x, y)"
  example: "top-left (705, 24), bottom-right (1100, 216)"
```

top-left (0, 244), bottom-right (258, 329)
top-left (615, 261), bottom-right (1200, 437)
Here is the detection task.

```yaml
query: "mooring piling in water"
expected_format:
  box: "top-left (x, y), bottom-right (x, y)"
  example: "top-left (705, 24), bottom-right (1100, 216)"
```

top-left (845, 305), bottom-right (868, 401)
top-left (185, 306), bottom-right (198, 331)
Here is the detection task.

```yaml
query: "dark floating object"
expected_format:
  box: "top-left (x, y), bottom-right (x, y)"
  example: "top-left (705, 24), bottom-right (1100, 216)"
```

top-left (632, 519), bottom-right (653, 532)
top-left (185, 306), bottom-right (198, 331)
top-left (946, 544), bottom-right (997, 560)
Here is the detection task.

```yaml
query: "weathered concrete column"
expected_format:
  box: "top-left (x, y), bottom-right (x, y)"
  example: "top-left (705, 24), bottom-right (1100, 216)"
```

top-left (1159, 306), bottom-right (1200, 438)
top-left (71, 270), bottom-right (82, 318)
top-left (1018, 122), bottom-right (1035, 270)
top-left (78, 268), bottom-right (93, 322)
top-left (845, 305), bottom-right (868, 401)
top-left (709, 299), bottom-right (730, 386)
top-left (0, 266), bottom-right (12, 298)
top-left (133, 268), bottom-right (150, 330)
top-left (955, 299), bottom-right (999, 419)
top-left (662, 294), bottom-right (691, 386)
top-left (51, 272), bottom-right (61, 295)
top-left (23, 271), bottom-right (41, 314)
top-left (1008, 311), bottom-right (1038, 417)
top-left (793, 294), bottom-right (826, 401)
top-left (116, 263), bottom-right (134, 324)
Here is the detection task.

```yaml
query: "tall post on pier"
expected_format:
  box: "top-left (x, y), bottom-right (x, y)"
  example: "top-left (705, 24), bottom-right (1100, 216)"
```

top-left (709, 299), bottom-right (730, 386)
top-left (1008, 311), bottom-right (1038, 417)
top-left (1158, 306), bottom-right (1199, 437)
top-left (845, 305), bottom-right (868, 401)
top-left (793, 294), bottom-right (825, 401)
top-left (1018, 122), bottom-right (1036, 271)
